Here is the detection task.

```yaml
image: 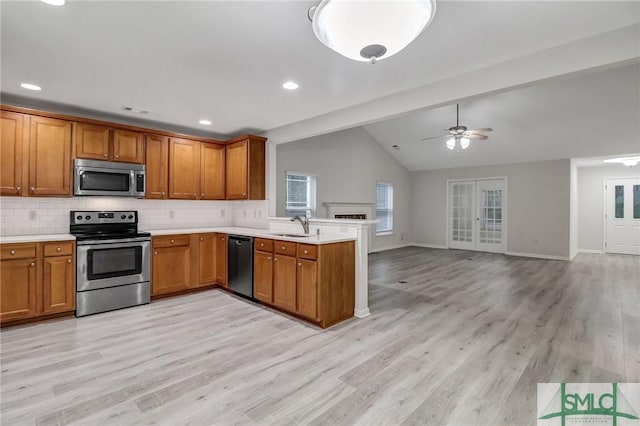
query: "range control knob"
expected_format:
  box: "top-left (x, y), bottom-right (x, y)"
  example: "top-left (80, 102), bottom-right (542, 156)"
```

top-left (85, 215), bottom-right (91, 220)
top-left (128, 215), bottom-right (133, 219)
top-left (121, 215), bottom-right (126, 220)
top-left (76, 215), bottom-right (82, 220)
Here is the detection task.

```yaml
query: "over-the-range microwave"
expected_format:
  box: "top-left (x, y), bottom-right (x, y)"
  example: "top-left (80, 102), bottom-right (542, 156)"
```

top-left (74, 159), bottom-right (145, 197)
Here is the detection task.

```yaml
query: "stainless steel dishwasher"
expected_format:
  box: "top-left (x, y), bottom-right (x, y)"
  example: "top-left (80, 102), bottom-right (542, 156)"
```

top-left (227, 235), bottom-right (254, 299)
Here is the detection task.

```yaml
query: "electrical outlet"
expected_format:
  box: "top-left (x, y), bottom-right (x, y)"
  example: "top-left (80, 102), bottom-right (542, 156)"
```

top-left (169, 210), bottom-right (175, 219)
top-left (29, 210), bottom-right (37, 221)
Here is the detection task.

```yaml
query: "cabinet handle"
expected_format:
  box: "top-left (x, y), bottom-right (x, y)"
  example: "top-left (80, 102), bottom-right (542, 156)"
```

top-left (67, 259), bottom-right (72, 264)
top-left (115, 155), bottom-right (119, 159)
top-left (154, 251), bottom-right (158, 255)
top-left (56, 247), bottom-right (61, 252)
top-left (193, 193), bottom-right (196, 198)
top-left (15, 186), bottom-right (20, 194)
top-left (260, 243), bottom-right (264, 247)
top-left (103, 154), bottom-right (108, 157)
top-left (267, 256), bottom-right (271, 260)
top-left (30, 187), bottom-right (34, 194)
top-left (281, 246), bottom-right (285, 250)
top-left (10, 250), bottom-right (16, 255)
top-left (242, 192), bottom-right (246, 196)
top-left (161, 191), bottom-right (166, 196)
top-left (170, 239), bottom-right (174, 244)
top-left (221, 237), bottom-right (225, 241)
top-left (30, 262), bottom-right (35, 267)
top-left (303, 250), bottom-right (308, 254)
top-left (200, 237), bottom-right (204, 241)
top-left (298, 263), bottom-right (302, 267)
top-left (201, 193), bottom-right (204, 197)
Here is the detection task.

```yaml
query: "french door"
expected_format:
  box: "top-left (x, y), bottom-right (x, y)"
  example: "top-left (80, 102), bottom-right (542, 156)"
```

top-left (449, 179), bottom-right (506, 253)
top-left (605, 178), bottom-right (640, 255)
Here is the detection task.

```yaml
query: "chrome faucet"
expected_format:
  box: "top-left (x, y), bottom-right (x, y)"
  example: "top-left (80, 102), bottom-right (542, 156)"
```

top-left (291, 215), bottom-right (310, 235)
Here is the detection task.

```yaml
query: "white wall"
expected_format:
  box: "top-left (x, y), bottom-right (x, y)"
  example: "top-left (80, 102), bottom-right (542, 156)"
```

top-left (275, 127), bottom-right (411, 251)
top-left (577, 165), bottom-right (640, 252)
top-left (410, 159), bottom-right (571, 259)
top-left (0, 197), bottom-right (270, 236)
top-left (570, 159), bottom-right (579, 259)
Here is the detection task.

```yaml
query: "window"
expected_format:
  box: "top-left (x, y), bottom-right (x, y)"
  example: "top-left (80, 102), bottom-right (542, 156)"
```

top-left (376, 182), bottom-right (393, 234)
top-left (285, 172), bottom-right (316, 217)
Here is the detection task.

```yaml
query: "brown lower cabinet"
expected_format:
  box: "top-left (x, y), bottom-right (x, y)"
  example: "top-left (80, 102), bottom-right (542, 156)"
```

top-left (0, 241), bottom-right (75, 325)
top-left (254, 238), bottom-right (355, 328)
top-left (151, 233), bottom-right (227, 296)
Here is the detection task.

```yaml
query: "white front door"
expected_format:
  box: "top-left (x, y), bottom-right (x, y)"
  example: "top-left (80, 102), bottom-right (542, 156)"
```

top-left (448, 178), bottom-right (506, 253)
top-left (606, 178), bottom-right (640, 255)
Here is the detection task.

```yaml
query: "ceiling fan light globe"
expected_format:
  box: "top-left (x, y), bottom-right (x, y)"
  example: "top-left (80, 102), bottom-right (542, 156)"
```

top-left (446, 138), bottom-right (456, 150)
top-left (311, 0), bottom-right (436, 62)
top-left (460, 138), bottom-right (470, 149)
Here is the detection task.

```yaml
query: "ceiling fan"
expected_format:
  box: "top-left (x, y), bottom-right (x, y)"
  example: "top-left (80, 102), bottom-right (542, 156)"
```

top-left (421, 104), bottom-right (492, 152)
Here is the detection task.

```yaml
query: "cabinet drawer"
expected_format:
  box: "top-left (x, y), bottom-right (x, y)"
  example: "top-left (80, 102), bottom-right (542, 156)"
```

top-left (274, 240), bottom-right (296, 256)
top-left (297, 244), bottom-right (317, 260)
top-left (43, 241), bottom-right (74, 257)
top-left (0, 244), bottom-right (36, 260)
top-left (254, 238), bottom-right (273, 252)
top-left (153, 234), bottom-right (190, 248)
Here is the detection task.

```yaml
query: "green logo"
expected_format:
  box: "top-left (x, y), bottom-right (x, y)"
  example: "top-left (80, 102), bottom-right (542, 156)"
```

top-left (539, 383), bottom-right (639, 426)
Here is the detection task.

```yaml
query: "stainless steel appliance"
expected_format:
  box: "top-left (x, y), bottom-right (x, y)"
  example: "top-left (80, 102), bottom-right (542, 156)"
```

top-left (74, 159), bottom-right (145, 197)
top-left (228, 235), bottom-right (254, 299)
top-left (71, 210), bottom-right (151, 317)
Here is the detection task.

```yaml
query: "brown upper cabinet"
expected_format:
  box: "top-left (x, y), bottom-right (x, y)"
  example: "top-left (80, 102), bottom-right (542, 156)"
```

top-left (1, 112), bottom-right (71, 197)
top-left (145, 134), bottom-right (169, 199)
top-left (225, 135), bottom-right (266, 200)
top-left (74, 123), bottom-right (144, 164)
top-left (168, 138), bottom-right (225, 200)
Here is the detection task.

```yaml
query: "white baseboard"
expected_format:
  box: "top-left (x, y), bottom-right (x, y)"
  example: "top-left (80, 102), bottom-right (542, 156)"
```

top-left (505, 251), bottom-right (570, 261)
top-left (354, 308), bottom-right (371, 318)
top-left (577, 249), bottom-right (605, 254)
top-left (369, 243), bottom-right (411, 253)
top-left (408, 243), bottom-right (449, 250)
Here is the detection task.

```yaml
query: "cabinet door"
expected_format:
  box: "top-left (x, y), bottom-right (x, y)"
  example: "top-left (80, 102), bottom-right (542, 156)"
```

top-left (74, 122), bottom-right (111, 160)
top-left (0, 111), bottom-right (24, 196)
top-left (200, 143), bottom-right (225, 200)
top-left (42, 255), bottom-right (75, 314)
top-left (215, 234), bottom-right (227, 286)
top-left (152, 245), bottom-right (191, 295)
top-left (169, 138), bottom-right (200, 200)
top-left (197, 233), bottom-right (216, 286)
top-left (273, 255), bottom-right (296, 312)
top-left (113, 129), bottom-right (144, 164)
top-left (225, 140), bottom-right (248, 199)
top-left (145, 134), bottom-right (169, 199)
top-left (254, 251), bottom-right (273, 303)
top-left (29, 116), bottom-right (72, 196)
top-left (0, 258), bottom-right (38, 322)
top-left (296, 259), bottom-right (318, 320)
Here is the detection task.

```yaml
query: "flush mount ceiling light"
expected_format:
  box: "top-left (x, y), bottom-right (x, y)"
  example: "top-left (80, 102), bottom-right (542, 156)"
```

top-left (41, 0), bottom-right (66, 5)
top-left (308, 0), bottom-right (437, 64)
top-left (604, 156), bottom-right (640, 167)
top-left (199, 119), bottom-right (212, 125)
top-left (20, 83), bottom-right (42, 91)
top-left (282, 81), bottom-right (299, 90)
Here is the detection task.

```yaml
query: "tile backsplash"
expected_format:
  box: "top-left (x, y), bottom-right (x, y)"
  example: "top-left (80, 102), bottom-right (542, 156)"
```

top-left (0, 197), bottom-right (270, 236)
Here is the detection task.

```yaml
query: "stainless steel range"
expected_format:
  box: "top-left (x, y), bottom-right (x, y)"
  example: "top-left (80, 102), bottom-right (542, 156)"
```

top-left (70, 211), bottom-right (151, 317)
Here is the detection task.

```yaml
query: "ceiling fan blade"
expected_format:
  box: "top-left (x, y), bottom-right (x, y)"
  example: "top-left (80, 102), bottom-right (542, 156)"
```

top-left (466, 134), bottom-right (488, 140)
top-left (421, 135), bottom-right (448, 141)
top-left (466, 128), bottom-right (493, 133)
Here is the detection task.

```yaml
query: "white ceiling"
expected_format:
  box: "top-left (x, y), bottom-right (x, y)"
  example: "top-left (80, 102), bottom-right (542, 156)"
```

top-left (1, 1), bottom-right (639, 139)
top-left (363, 63), bottom-right (640, 171)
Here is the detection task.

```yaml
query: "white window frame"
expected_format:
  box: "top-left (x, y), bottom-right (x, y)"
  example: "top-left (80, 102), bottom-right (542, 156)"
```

top-left (285, 171), bottom-right (316, 218)
top-left (376, 182), bottom-right (393, 235)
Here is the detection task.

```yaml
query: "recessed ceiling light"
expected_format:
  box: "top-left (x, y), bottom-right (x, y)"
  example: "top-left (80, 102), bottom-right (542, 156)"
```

top-left (41, 0), bottom-right (66, 6)
top-left (604, 156), bottom-right (640, 167)
top-left (199, 120), bottom-right (212, 125)
top-left (20, 83), bottom-right (42, 91)
top-left (282, 81), bottom-right (299, 90)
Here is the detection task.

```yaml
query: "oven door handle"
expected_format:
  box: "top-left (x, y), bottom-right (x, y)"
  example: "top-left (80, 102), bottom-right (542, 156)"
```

top-left (76, 237), bottom-right (151, 246)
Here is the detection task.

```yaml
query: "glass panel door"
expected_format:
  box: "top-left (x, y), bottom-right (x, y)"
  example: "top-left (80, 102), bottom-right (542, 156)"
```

top-left (606, 178), bottom-right (640, 255)
top-left (449, 181), bottom-right (475, 250)
top-left (476, 180), bottom-right (506, 253)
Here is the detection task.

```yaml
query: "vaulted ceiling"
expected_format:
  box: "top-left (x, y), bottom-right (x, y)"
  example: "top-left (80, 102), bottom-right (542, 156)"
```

top-left (2, 1), bottom-right (638, 144)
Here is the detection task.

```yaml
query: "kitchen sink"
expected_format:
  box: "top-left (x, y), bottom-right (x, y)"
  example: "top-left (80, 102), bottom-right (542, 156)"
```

top-left (269, 233), bottom-right (310, 238)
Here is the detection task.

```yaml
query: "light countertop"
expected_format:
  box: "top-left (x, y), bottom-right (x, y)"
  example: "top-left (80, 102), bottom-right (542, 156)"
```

top-left (145, 226), bottom-right (356, 245)
top-left (0, 234), bottom-right (76, 244)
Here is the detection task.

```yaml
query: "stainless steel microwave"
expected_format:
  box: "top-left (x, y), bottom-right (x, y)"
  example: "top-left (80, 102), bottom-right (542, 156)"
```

top-left (74, 159), bottom-right (145, 197)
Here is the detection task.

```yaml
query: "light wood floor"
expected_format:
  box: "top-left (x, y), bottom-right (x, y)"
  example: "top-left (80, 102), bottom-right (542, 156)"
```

top-left (1, 248), bottom-right (639, 426)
